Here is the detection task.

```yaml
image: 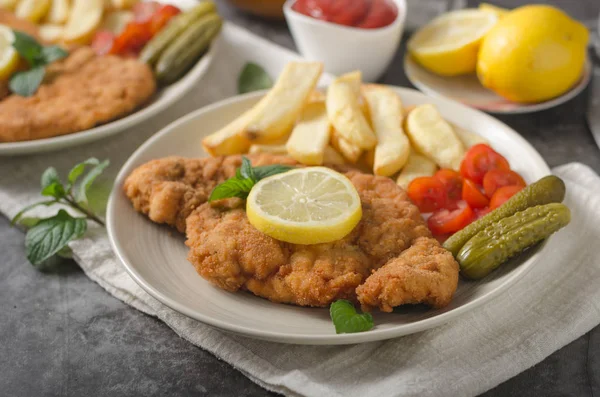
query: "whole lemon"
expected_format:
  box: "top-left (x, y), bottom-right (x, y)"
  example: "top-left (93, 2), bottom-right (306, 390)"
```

top-left (477, 5), bottom-right (588, 103)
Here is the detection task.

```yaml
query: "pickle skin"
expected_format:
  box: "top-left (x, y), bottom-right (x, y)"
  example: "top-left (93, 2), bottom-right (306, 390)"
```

top-left (458, 203), bottom-right (571, 280)
top-left (155, 13), bottom-right (223, 84)
top-left (140, 1), bottom-right (218, 66)
top-left (444, 175), bottom-right (566, 257)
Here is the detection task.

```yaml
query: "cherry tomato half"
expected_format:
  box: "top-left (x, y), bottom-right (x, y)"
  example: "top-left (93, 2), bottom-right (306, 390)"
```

top-left (434, 169), bottom-right (463, 209)
top-left (460, 144), bottom-right (510, 185)
top-left (475, 207), bottom-right (491, 219)
top-left (133, 1), bottom-right (161, 23)
top-left (483, 169), bottom-right (526, 198)
top-left (428, 201), bottom-right (475, 235)
top-left (489, 185), bottom-right (524, 210)
top-left (110, 22), bottom-right (152, 56)
top-left (91, 30), bottom-right (115, 55)
top-left (407, 177), bottom-right (448, 213)
top-left (462, 179), bottom-right (489, 209)
top-left (149, 4), bottom-right (181, 36)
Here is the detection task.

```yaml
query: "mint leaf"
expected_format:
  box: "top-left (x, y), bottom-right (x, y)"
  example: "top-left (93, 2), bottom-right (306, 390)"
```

top-left (9, 66), bottom-right (45, 97)
top-left (239, 157), bottom-right (256, 181)
top-left (40, 167), bottom-right (65, 198)
top-left (238, 63), bottom-right (273, 94)
top-left (254, 164), bottom-right (295, 180)
top-left (41, 45), bottom-right (68, 64)
top-left (41, 167), bottom-right (60, 189)
top-left (209, 178), bottom-right (255, 202)
top-left (11, 199), bottom-right (57, 225)
top-left (330, 300), bottom-right (374, 334)
top-left (68, 158), bottom-right (100, 185)
top-left (25, 209), bottom-right (87, 265)
top-left (12, 31), bottom-right (43, 66)
top-left (75, 159), bottom-right (110, 204)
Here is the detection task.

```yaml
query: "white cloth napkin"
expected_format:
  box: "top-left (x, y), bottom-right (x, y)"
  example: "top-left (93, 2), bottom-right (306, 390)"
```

top-left (1, 22), bottom-right (600, 397)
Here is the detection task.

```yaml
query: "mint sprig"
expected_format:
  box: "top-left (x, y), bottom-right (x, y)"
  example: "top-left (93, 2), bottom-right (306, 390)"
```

top-left (12, 158), bottom-right (109, 267)
top-left (238, 62), bottom-right (273, 94)
top-left (9, 31), bottom-right (68, 97)
top-left (209, 157), bottom-right (294, 202)
top-left (330, 300), bottom-right (374, 334)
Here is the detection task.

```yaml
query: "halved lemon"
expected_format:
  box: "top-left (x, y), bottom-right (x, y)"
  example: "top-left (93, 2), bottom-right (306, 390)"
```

top-left (0, 25), bottom-right (19, 81)
top-left (246, 167), bottom-right (362, 245)
top-left (478, 3), bottom-right (509, 19)
top-left (407, 9), bottom-right (498, 76)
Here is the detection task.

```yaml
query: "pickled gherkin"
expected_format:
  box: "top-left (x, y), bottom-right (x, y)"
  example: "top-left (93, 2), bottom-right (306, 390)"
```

top-left (458, 203), bottom-right (571, 279)
top-left (444, 175), bottom-right (566, 256)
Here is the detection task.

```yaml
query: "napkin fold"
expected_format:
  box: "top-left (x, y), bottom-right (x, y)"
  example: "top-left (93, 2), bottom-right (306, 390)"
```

top-left (1, 22), bottom-right (599, 397)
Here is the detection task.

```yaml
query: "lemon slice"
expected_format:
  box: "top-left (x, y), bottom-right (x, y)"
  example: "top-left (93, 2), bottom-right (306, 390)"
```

top-left (408, 9), bottom-right (498, 76)
top-left (246, 167), bottom-right (362, 245)
top-left (0, 25), bottom-right (19, 81)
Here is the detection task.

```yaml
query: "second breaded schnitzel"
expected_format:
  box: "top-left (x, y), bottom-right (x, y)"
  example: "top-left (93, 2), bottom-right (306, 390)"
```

top-left (0, 47), bottom-right (156, 142)
top-left (124, 154), bottom-right (459, 312)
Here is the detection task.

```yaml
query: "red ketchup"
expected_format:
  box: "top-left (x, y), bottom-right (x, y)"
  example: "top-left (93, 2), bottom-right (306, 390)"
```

top-left (292, 0), bottom-right (398, 29)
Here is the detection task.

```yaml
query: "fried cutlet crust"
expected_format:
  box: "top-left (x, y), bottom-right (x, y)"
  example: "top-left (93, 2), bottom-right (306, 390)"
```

top-left (124, 154), bottom-right (459, 312)
top-left (0, 47), bottom-right (156, 142)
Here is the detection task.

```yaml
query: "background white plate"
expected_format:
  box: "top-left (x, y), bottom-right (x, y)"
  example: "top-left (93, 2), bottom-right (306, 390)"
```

top-left (0, 2), bottom-right (218, 156)
top-left (405, 54), bottom-right (592, 114)
top-left (107, 87), bottom-right (551, 345)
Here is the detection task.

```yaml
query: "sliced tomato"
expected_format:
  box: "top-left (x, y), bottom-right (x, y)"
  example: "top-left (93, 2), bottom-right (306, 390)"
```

top-left (462, 179), bottom-right (489, 209)
top-left (110, 22), bottom-right (152, 55)
top-left (427, 201), bottom-right (475, 235)
top-left (434, 233), bottom-right (452, 244)
top-left (475, 207), bottom-right (491, 219)
top-left (407, 177), bottom-right (448, 213)
top-left (90, 30), bottom-right (115, 55)
top-left (434, 169), bottom-right (463, 209)
top-left (356, 0), bottom-right (398, 28)
top-left (133, 1), bottom-right (161, 23)
top-left (483, 169), bottom-right (526, 198)
top-left (149, 4), bottom-right (181, 36)
top-left (489, 185), bottom-right (524, 210)
top-left (460, 144), bottom-right (510, 184)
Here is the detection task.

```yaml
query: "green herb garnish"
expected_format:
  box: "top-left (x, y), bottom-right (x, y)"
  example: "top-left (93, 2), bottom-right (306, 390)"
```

top-left (12, 158), bottom-right (109, 267)
top-left (238, 62), bottom-right (273, 94)
top-left (330, 300), bottom-right (374, 334)
top-left (9, 31), bottom-right (68, 97)
top-left (209, 157), bottom-right (294, 202)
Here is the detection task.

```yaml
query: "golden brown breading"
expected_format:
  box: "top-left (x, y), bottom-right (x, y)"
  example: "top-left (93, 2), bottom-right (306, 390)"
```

top-left (124, 154), bottom-right (459, 311)
top-left (0, 47), bottom-right (156, 142)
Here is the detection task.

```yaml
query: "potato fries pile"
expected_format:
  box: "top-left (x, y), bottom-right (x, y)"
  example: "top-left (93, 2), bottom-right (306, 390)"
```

top-left (4, 0), bottom-right (139, 44)
top-left (202, 62), bottom-right (489, 189)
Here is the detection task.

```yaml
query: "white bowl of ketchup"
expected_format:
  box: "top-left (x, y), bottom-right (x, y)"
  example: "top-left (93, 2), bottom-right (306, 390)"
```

top-left (283, 0), bottom-right (406, 82)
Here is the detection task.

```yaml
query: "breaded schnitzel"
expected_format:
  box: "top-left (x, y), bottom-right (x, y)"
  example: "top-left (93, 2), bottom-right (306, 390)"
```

top-left (0, 47), bottom-right (156, 142)
top-left (124, 154), bottom-right (459, 312)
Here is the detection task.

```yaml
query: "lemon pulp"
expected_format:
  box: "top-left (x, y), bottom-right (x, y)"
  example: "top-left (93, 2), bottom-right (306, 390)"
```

top-left (246, 167), bottom-right (362, 245)
top-left (0, 25), bottom-right (19, 81)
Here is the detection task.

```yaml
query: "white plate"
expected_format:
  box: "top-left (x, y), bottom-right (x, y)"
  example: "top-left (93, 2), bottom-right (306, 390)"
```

top-left (0, 24), bottom-right (219, 156)
top-left (404, 54), bottom-right (592, 114)
top-left (107, 87), bottom-right (551, 345)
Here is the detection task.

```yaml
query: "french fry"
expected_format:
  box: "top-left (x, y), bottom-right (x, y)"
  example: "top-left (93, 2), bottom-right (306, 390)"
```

top-left (323, 145), bottom-right (345, 165)
top-left (202, 110), bottom-right (253, 156)
top-left (242, 62), bottom-right (323, 143)
top-left (63, 0), bottom-right (103, 44)
top-left (0, 0), bottom-right (19, 10)
top-left (405, 104), bottom-right (465, 171)
top-left (15, 0), bottom-right (51, 23)
top-left (286, 101), bottom-right (330, 165)
top-left (330, 130), bottom-right (362, 163)
top-left (248, 144), bottom-right (288, 155)
top-left (396, 151), bottom-right (438, 190)
top-left (46, 0), bottom-right (70, 24)
top-left (326, 74), bottom-right (377, 150)
top-left (308, 90), bottom-right (325, 103)
top-left (110, 0), bottom-right (138, 9)
top-left (363, 84), bottom-right (410, 176)
top-left (38, 24), bottom-right (64, 42)
top-left (450, 122), bottom-right (489, 149)
top-left (99, 10), bottom-right (133, 35)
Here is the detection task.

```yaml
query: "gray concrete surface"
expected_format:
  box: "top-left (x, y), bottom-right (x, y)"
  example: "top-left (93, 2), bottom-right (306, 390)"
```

top-left (2, 0), bottom-right (600, 395)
